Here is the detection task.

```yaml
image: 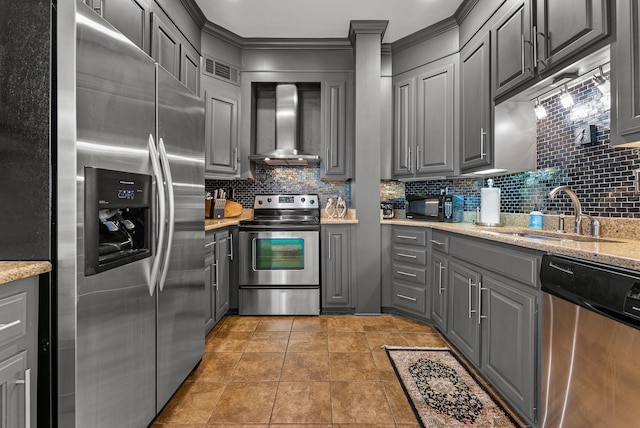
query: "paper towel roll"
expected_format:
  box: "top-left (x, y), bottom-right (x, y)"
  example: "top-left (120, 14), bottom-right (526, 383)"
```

top-left (481, 187), bottom-right (500, 225)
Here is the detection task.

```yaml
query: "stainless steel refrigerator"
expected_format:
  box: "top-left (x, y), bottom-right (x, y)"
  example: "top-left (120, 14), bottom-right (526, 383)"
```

top-left (57, 2), bottom-right (205, 427)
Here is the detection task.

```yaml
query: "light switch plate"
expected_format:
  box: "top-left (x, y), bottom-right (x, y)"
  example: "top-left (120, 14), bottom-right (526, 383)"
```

top-left (574, 125), bottom-right (597, 145)
top-left (635, 169), bottom-right (640, 193)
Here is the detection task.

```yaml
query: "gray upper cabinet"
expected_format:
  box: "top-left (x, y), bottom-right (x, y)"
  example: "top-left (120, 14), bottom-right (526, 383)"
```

top-left (393, 55), bottom-right (457, 178)
top-left (535, 0), bottom-right (610, 72)
top-left (203, 80), bottom-right (240, 177)
top-left (460, 32), bottom-right (492, 172)
top-left (392, 77), bottom-right (415, 176)
top-left (611, 0), bottom-right (640, 146)
top-left (322, 225), bottom-right (354, 309)
top-left (88, 0), bottom-right (150, 54)
top-left (151, 8), bottom-right (201, 94)
top-left (322, 80), bottom-right (351, 179)
top-left (152, 11), bottom-right (181, 79)
top-left (492, 0), bottom-right (534, 98)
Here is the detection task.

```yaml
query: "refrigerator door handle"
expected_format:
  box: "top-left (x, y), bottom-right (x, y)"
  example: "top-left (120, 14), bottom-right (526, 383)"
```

top-left (148, 135), bottom-right (166, 296)
top-left (158, 137), bottom-right (175, 291)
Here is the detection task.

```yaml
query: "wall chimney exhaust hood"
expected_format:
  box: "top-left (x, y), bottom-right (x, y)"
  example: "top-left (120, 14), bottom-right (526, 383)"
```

top-left (249, 84), bottom-right (321, 166)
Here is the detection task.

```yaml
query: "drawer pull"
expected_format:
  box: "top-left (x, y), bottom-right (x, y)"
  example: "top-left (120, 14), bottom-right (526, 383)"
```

top-left (0, 319), bottom-right (20, 332)
top-left (205, 241), bottom-right (216, 248)
top-left (397, 252), bottom-right (417, 259)
top-left (397, 271), bottom-right (417, 278)
top-left (430, 239), bottom-right (445, 246)
top-left (397, 235), bottom-right (417, 240)
top-left (397, 293), bottom-right (417, 302)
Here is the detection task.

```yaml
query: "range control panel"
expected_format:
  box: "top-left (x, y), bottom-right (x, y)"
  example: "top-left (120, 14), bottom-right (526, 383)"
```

top-left (253, 194), bottom-right (319, 210)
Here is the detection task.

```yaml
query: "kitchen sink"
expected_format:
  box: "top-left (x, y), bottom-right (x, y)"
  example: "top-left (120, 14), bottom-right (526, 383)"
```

top-left (482, 230), bottom-right (622, 243)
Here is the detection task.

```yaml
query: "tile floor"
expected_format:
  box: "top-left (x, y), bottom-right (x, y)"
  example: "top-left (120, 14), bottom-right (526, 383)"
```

top-left (149, 314), bottom-right (488, 427)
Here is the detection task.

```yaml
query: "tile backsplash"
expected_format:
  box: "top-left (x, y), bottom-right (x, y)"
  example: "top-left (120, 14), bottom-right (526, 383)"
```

top-left (206, 165), bottom-right (351, 209)
top-left (393, 78), bottom-right (640, 219)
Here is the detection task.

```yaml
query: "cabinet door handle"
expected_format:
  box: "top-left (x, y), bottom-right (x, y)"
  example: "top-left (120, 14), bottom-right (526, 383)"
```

top-left (205, 241), bottom-right (216, 248)
top-left (521, 34), bottom-right (526, 73)
top-left (213, 261), bottom-right (218, 288)
top-left (480, 128), bottom-right (487, 160)
top-left (408, 147), bottom-right (412, 172)
top-left (233, 146), bottom-right (239, 171)
top-left (438, 262), bottom-right (446, 294)
top-left (397, 252), bottom-right (417, 259)
top-left (478, 281), bottom-right (487, 324)
top-left (326, 147), bottom-right (330, 173)
top-left (532, 25), bottom-right (538, 67)
top-left (416, 145), bottom-right (420, 171)
top-left (228, 234), bottom-right (233, 260)
top-left (430, 239), bottom-right (445, 246)
top-left (397, 270), bottom-right (417, 278)
top-left (397, 293), bottom-right (417, 302)
top-left (327, 232), bottom-right (332, 259)
top-left (0, 319), bottom-right (20, 332)
top-left (15, 368), bottom-right (31, 428)
top-left (468, 278), bottom-right (477, 318)
top-left (397, 235), bottom-right (417, 240)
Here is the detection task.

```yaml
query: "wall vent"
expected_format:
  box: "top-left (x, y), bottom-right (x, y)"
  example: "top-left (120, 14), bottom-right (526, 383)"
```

top-left (203, 56), bottom-right (240, 85)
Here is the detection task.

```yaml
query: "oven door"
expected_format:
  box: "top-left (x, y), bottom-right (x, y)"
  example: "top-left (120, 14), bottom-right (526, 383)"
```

top-left (239, 229), bottom-right (320, 286)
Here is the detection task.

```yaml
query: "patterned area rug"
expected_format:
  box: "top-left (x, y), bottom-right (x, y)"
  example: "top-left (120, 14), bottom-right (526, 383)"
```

top-left (385, 347), bottom-right (518, 427)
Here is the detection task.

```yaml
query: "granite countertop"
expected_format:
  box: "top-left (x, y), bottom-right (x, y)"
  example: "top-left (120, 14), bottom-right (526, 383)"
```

top-left (205, 208), bottom-right (359, 230)
top-left (383, 218), bottom-right (640, 271)
top-left (0, 261), bottom-right (52, 286)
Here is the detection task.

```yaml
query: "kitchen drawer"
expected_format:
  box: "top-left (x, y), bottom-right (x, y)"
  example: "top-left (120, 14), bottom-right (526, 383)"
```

top-left (392, 263), bottom-right (427, 285)
top-left (392, 245), bottom-right (427, 266)
top-left (392, 227), bottom-right (427, 246)
top-left (430, 230), bottom-right (450, 254)
top-left (0, 292), bottom-right (27, 348)
top-left (392, 282), bottom-right (426, 314)
top-left (450, 235), bottom-right (540, 288)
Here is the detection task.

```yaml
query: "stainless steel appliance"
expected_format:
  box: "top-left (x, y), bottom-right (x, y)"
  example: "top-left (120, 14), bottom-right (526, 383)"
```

top-left (406, 194), bottom-right (463, 222)
top-left (539, 254), bottom-right (640, 427)
top-left (239, 194), bottom-right (321, 315)
top-left (57, 3), bottom-right (205, 427)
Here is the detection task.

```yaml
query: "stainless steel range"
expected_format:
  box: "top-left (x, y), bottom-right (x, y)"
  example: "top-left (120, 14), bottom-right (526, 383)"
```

top-left (239, 194), bottom-right (320, 315)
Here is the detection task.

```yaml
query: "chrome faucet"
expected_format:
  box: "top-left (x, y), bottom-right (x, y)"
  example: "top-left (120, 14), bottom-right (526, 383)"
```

top-left (549, 186), bottom-right (583, 234)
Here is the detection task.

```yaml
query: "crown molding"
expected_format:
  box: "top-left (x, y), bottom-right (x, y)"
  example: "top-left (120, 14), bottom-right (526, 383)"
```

top-left (202, 21), bottom-right (244, 48)
top-left (180, 0), bottom-right (206, 29)
top-left (454, 0), bottom-right (479, 24)
top-left (390, 16), bottom-right (458, 54)
top-left (242, 38), bottom-right (353, 50)
top-left (348, 20), bottom-right (389, 46)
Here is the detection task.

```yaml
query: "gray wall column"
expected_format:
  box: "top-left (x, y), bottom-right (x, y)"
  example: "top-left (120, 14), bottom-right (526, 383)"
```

top-left (349, 21), bottom-right (387, 314)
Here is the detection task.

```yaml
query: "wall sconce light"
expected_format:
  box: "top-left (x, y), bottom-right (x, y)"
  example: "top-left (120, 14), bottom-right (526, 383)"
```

top-left (560, 84), bottom-right (574, 108)
top-left (534, 97), bottom-right (547, 119)
top-left (593, 66), bottom-right (610, 95)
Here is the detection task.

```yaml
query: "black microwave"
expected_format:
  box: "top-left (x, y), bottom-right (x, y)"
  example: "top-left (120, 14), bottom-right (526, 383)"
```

top-left (406, 194), bottom-right (463, 222)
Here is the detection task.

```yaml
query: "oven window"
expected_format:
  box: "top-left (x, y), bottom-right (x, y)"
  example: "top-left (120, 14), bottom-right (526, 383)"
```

top-left (254, 238), bottom-right (305, 270)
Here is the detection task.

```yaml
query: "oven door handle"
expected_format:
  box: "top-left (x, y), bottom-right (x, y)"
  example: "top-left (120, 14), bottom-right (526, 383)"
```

top-left (239, 224), bottom-right (320, 231)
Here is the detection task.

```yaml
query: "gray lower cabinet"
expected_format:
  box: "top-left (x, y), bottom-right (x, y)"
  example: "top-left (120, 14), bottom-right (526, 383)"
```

top-left (203, 80), bottom-right (240, 178)
top-left (611, 0), bottom-right (640, 146)
top-left (321, 225), bottom-right (354, 310)
top-left (446, 232), bottom-right (540, 426)
top-left (0, 276), bottom-right (38, 428)
top-left (390, 226), bottom-right (430, 317)
top-left (430, 251), bottom-right (448, 331)
top-left (205, 228), bottom-right (231, 333)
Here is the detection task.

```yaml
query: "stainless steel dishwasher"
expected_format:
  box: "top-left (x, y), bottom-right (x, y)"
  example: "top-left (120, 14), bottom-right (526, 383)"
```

top-left (540, 254), bottom-right (640, 428)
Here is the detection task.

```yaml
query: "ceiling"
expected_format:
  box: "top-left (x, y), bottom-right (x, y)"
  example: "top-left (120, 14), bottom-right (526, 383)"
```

top-left (194, 0), bottom-right (464, 44)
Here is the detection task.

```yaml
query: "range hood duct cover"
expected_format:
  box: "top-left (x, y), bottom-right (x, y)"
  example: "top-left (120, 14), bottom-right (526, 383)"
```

top-left (249, 84), bottom-right (321, 165)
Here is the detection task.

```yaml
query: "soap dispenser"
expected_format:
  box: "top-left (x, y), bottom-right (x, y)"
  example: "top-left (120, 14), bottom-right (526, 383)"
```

top-left (529, 205), bottom-right (543, 229)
